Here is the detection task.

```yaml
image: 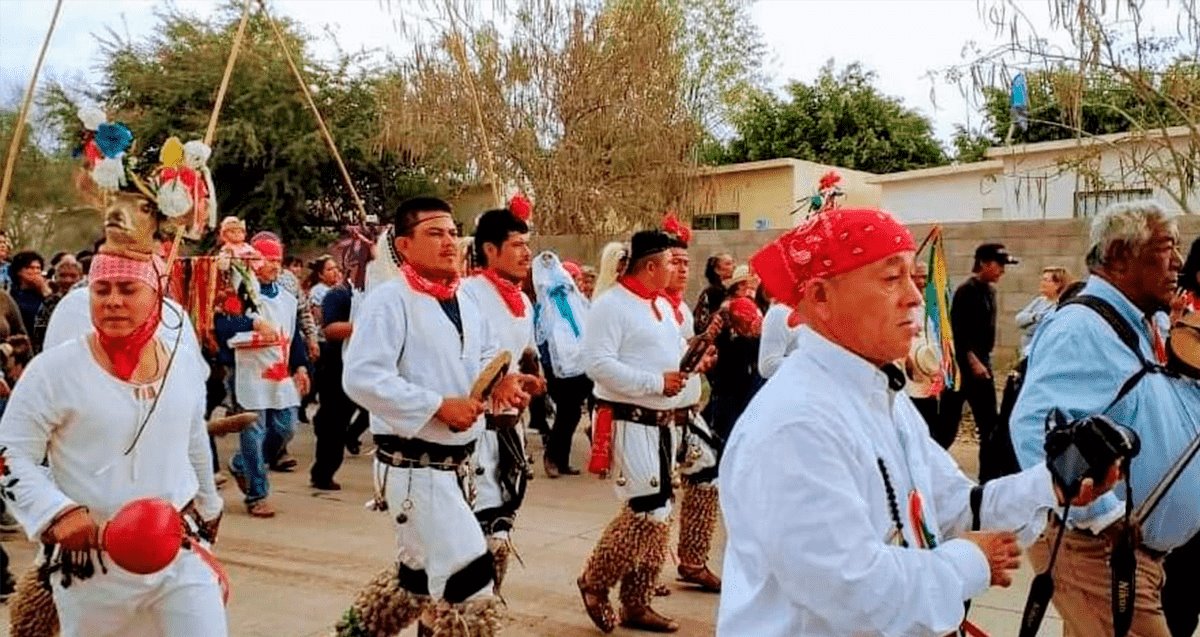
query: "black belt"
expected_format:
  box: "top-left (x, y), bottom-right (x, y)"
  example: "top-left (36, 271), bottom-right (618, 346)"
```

top-left (672, 405), bottom-right (698, 428)
top-left (373, 435), bottom-right (475, 470)
top-left (1051, 514), bottom-right (1168, 560)
top-left (598, 400), bottom-right (672, 427)
top-left (484, 414), bottom-right (520, 431)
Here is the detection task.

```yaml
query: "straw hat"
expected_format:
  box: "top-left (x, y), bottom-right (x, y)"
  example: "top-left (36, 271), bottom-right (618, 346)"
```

top-left (906, 340), bottom-right (942, 398)
top-left (725, 264), bottom-right (752, 289)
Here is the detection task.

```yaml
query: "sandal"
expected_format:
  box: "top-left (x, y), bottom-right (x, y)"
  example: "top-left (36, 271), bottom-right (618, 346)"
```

top-left (247, 501), bottom-right (276, 518)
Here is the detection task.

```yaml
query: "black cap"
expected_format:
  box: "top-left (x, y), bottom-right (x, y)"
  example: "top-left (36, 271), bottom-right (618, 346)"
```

top-left (629, 230), bottom-right (673, 264)
top-left (974, 243), bottom-right (1019, 265)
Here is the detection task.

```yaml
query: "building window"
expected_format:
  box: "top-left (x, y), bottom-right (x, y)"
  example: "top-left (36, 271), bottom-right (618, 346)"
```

top-left (982, 207), bottom-right (1003, 220)
top-left (692, 213), bottom-right (740, 230)
top-left (1073, 188), bottom-right (1153, 218)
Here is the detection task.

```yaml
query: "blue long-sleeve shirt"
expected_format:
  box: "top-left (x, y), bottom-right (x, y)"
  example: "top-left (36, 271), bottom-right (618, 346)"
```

top-left (1010, 276), bottom-right (1200, 552)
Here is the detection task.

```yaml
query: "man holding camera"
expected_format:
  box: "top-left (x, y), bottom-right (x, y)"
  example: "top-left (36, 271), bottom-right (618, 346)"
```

top-left (1012, 201), bottom-right (1200, 637)
top-left (717, 208), bottom-right (1120, 637)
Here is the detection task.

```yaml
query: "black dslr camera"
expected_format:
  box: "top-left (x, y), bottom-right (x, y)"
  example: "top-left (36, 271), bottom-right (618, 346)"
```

top-left (1044, 409), bottom-right (1141, 500)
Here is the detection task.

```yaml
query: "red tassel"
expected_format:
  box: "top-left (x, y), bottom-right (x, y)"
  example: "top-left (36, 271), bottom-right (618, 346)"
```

top-left (588, 406), bottom-right (615, 476)
top-left (508, 192), bottom-right (533, 222)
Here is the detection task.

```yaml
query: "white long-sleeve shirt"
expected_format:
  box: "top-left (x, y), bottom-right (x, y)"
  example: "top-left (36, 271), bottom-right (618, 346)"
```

top-left (459, 276), bottom-right (534, 368)
top-left (758, 303), bottom-right (800, 378)
top-left (667, 297), bottom-right (702, 407)
top-left (342, 277), bottom-right (497, 444)
top-left (718, 327), bottom-right (1059, 637)
top-left (0, 336), bottom-right (221, 540)
top-left (583, 284), bottom-right (685, 411)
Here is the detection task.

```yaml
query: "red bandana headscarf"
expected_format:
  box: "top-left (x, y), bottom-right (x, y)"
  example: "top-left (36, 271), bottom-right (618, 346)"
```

top-left (482, 269), bottom-right (526, 317)
top-left (402, 262), bottom-right (459, 301)
top-left (90, 253), bottom-right (164, 381)
top-left (751, 208), bottom-right (916, 306)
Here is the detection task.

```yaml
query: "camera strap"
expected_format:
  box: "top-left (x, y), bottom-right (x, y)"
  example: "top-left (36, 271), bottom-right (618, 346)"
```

top-left (1018, 504), bottom-right (1070, 637)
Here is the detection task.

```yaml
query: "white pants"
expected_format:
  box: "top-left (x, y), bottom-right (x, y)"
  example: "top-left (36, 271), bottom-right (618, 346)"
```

top-left (53, 548), bottom-right (227, 637)
top-left (377, 460), bottom-right (493, 601)
top-left (613, 420), bottom-right (677, 521)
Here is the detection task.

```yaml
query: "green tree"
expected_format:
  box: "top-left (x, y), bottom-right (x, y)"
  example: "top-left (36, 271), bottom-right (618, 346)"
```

top-left (43, 3), bottom-right (434, 245)
top-left (946, 0), bottom-right (1200, 210)
top-left (976, 64), bottom-right (1200, 145)
top-left (0, 109), bottom-right (83, 251)
top-left (714, 61), bottom-right (947, 174)
top-left (950, 124), bottom-right (993, 163)
top-left (378, 0), bottom-right (702, 234)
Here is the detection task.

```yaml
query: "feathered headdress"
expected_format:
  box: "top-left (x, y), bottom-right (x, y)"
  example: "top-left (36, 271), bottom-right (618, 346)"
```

top-left (662, 211), bottom-right (691, 248)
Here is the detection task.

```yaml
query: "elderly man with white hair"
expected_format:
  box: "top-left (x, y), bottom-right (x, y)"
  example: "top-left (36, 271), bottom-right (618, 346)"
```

top-left (1011, 200), bottom-right (1200, 637)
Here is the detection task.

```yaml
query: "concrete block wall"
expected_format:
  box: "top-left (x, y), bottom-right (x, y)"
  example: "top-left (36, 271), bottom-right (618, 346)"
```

top-left (533, 216), bottom-right (1200, 370)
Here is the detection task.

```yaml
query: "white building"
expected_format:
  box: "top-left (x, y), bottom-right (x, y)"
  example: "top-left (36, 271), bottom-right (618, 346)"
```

top-left (870, 126), bottom-right (1198, 223)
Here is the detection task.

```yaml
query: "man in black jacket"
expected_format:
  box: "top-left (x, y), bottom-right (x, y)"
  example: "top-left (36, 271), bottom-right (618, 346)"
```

top-left (941, 244), bottom-right (1017, 475)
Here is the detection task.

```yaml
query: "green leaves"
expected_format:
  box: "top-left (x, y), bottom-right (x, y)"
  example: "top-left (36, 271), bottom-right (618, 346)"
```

top-left (715, 61), bottom-right (947, 174)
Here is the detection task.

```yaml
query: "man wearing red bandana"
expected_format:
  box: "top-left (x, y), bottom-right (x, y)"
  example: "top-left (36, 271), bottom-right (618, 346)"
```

top-left (458, 204), bottom-right (546, 594)
top-left (717, 208), bottom-right (1119, 636)
top-left (660, 215), bottom-right (723, 594)
top-left (0, 252), bottom-right (226, 636)
top-left (340, 197), bottom-right (531, 635)
top-left (577, 229), bottom-right (688, 633)
top-left (215, 236), bottom-right (310, 519)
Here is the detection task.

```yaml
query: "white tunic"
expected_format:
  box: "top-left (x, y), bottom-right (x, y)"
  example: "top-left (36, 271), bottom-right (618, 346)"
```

top-left (343, 277), bottom-right (496, 445)
top-left (584, 284), bottom-right (686, 515)
top-left (231, 290), bottom-right (300, 411)
top-left (41, 286), bottom-right (205, 369)
top-left (718, 327), bottom-right (1059, 637)
top-left (758, 303), bottom-right (800, 379)
top-left (666, 297), bottom-right (702, 407)
top-left (583, 284), bottom-right (685, 412)
top-left (458, 275), bottom-right (535, 524)
top-left (458, 276), bottom-right (534, 378)
top-left (0, 336), bottom-right (222, 540)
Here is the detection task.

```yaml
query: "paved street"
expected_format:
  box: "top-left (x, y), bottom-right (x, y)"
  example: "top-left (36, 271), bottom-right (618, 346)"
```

top-left (2, 425), bottom-right (1064, 636)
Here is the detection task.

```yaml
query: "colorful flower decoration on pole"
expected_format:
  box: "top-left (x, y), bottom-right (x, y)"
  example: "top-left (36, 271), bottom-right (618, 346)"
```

top-left (808, 170), bottom-right (844, 215)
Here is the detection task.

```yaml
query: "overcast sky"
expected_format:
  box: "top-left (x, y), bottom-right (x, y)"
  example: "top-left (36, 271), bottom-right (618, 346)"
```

top-left (0, 0), bottom-right (1184, 144)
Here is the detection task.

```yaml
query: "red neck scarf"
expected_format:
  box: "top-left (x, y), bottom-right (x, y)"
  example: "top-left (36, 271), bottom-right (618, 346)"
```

top-left (620, 275), bottom-right (662, 321)
top-left (94, 306), bottom-right (162, 381)
top-left (481, 269), bottom-right (526, 317)
top-left (402, 262), bottom-right (459, 301)
top-left (661, 290), bottom-right (684, 324)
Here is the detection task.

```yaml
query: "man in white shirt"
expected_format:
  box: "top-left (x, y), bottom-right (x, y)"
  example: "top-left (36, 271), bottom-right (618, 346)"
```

top-left (215, 236), bottom-right (310, 519)
top-left (718, 208), bottom-right (1118, 637)
top-left (659, 215), bottom-right (722, 593)
top-left (459, 204), bottom-right (545, 594)
top-left (577, 230), bottom-right (687, 634)
top-left (339, 197), bottom-right (530, 635)
top-left (0, 251), bottom-right (225, 636)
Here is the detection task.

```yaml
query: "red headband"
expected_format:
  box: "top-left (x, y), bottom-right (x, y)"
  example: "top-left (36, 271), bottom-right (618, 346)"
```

top-left (90, 253), bottom-right (163, 291)
top-left (251, 238), bottom-right (283, 261)
top-left (750, 208), bottom-right (915, 306)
